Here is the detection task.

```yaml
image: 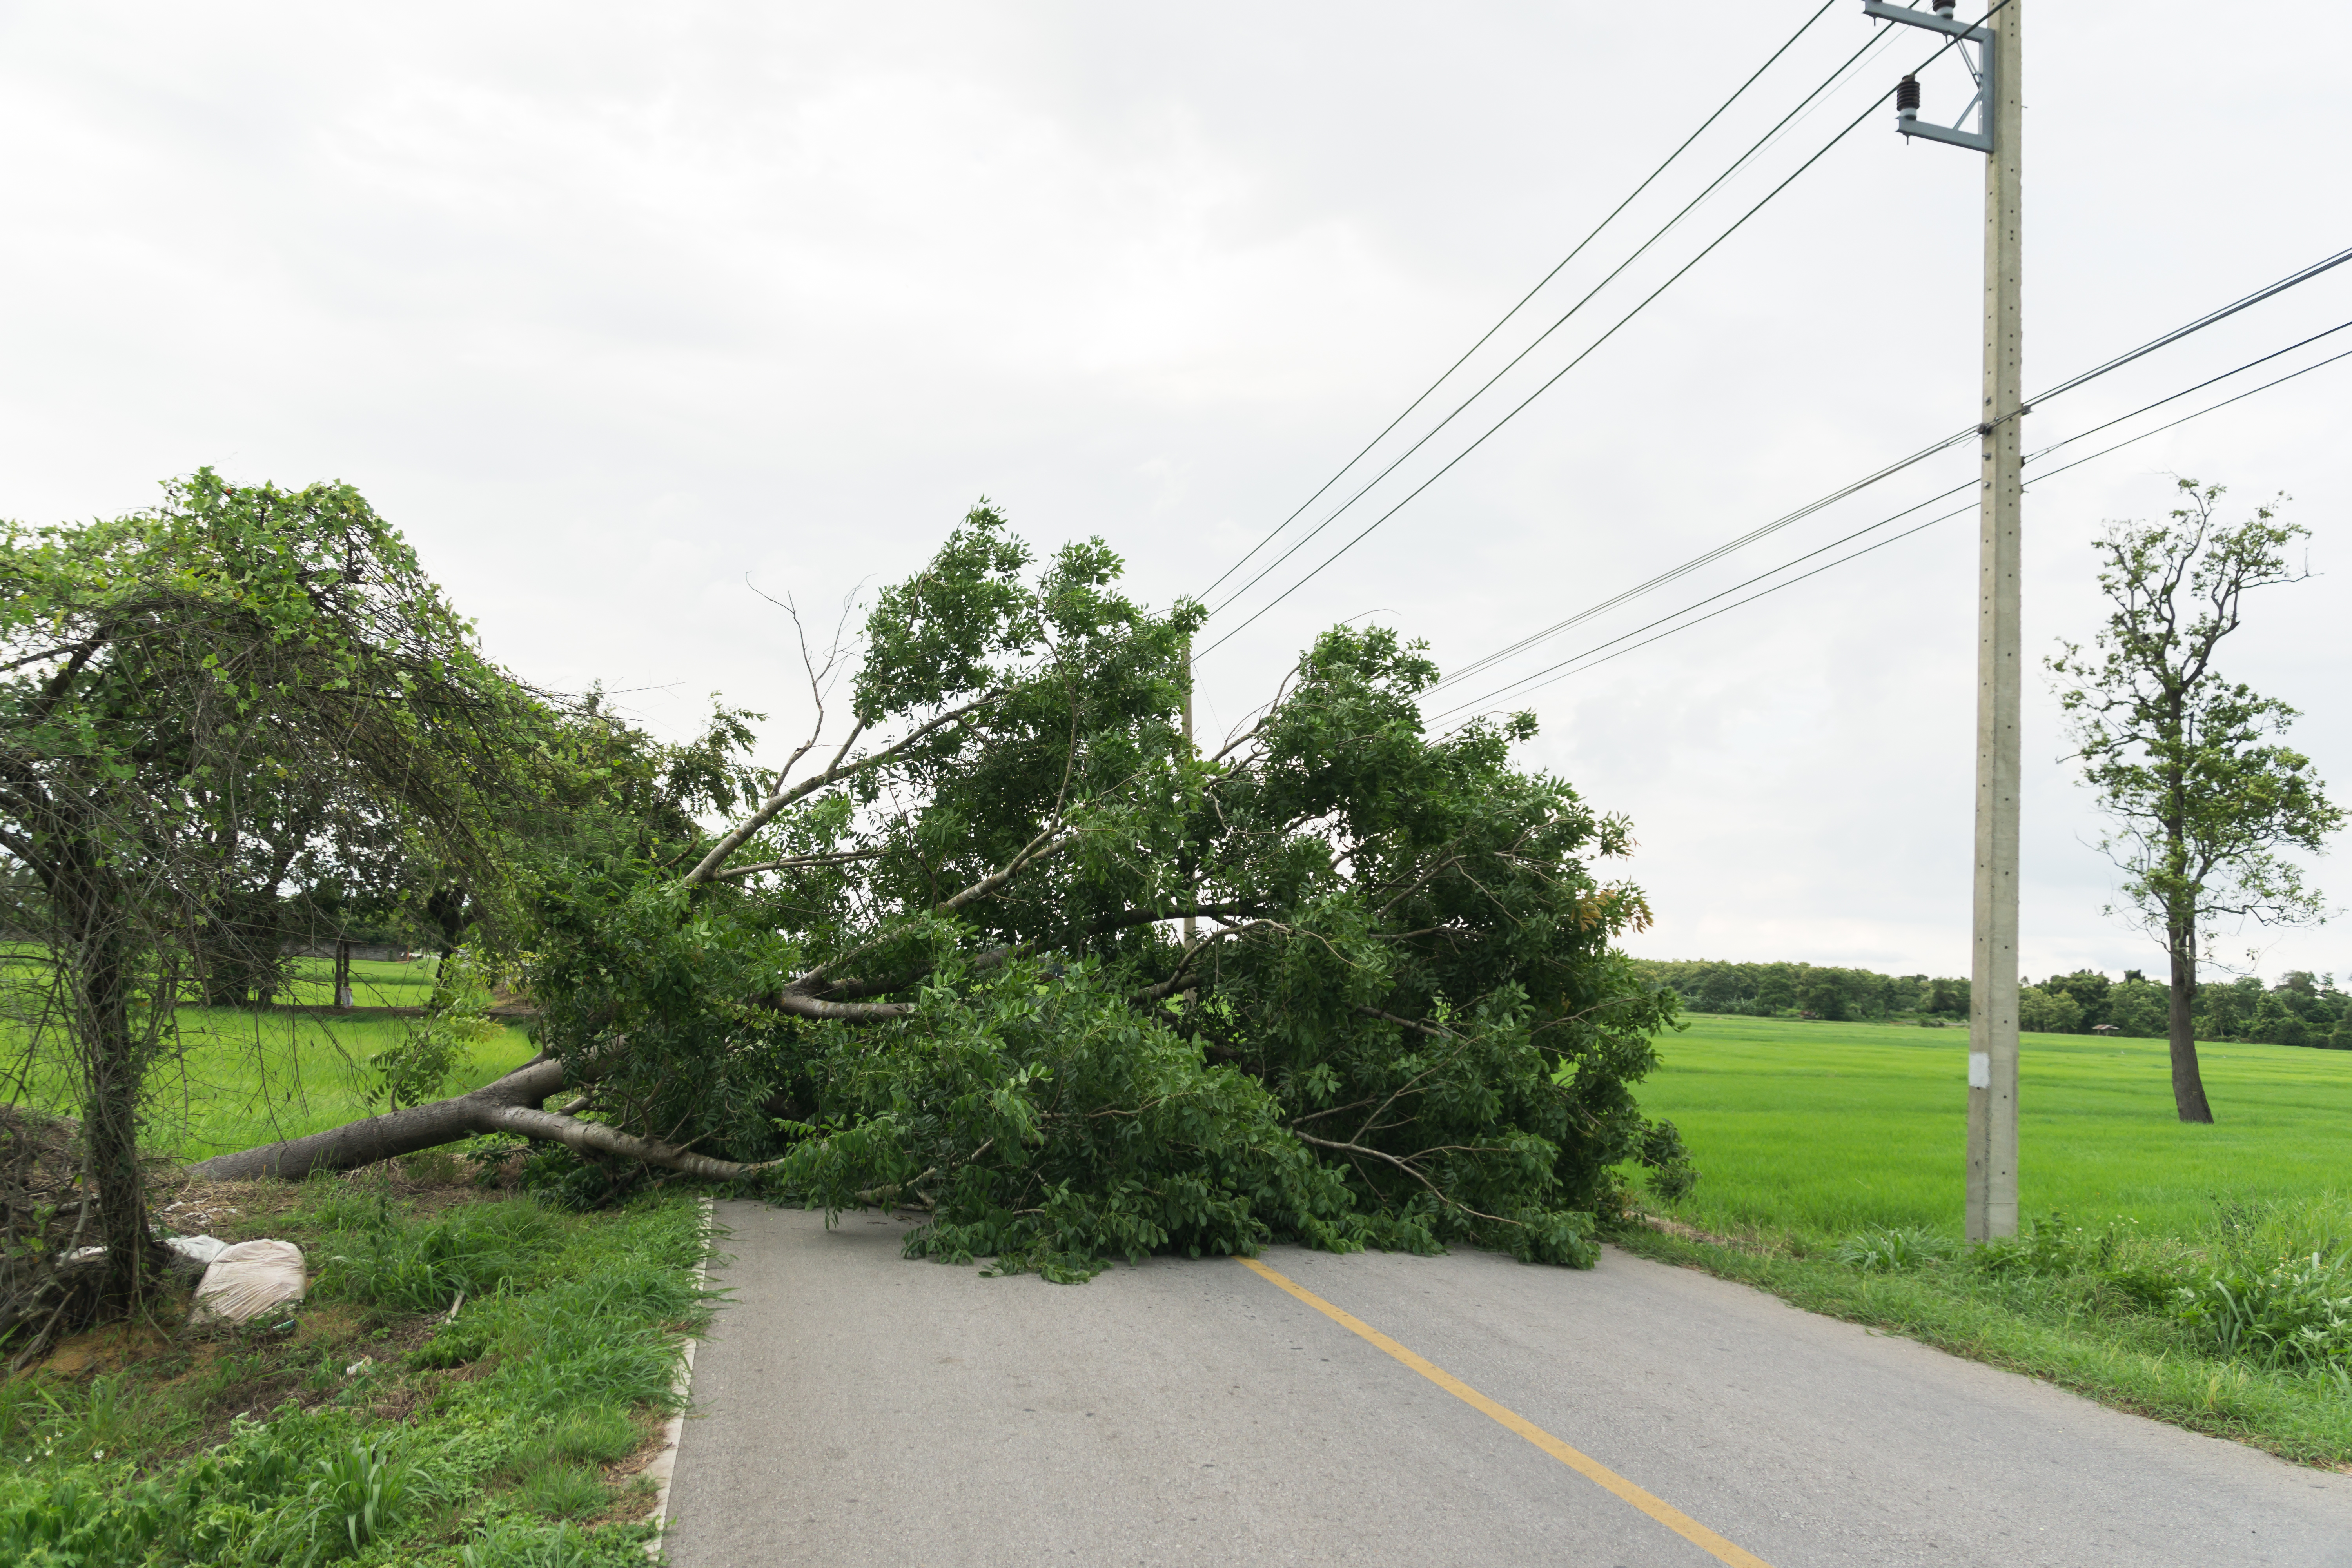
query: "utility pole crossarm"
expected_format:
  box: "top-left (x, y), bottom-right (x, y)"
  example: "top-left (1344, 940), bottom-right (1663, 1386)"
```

top-left (1866, 1), bottom-right (1996, 154)
top-left (1862, 1), bottom-right (1987, 44)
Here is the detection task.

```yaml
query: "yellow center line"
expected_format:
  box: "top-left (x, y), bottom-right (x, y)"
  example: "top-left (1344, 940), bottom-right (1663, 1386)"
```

top-left (1238, 1256), bottom-right (1773, 1568)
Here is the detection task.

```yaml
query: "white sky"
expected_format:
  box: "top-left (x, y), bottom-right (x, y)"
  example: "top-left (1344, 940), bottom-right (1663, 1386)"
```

top-left (4, 2), bottom-right (2346, 985)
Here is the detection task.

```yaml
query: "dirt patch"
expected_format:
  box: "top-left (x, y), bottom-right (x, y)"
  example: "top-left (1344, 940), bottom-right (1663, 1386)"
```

top-left (292, 1302), bottom-right (367, 1347)
top-left (1639, 1212), bottom-right (1738, 1247)
top-left (38, 1317), bottom-right (176, 1376)
top-left (153, 1178), bottom-right (309, 1240)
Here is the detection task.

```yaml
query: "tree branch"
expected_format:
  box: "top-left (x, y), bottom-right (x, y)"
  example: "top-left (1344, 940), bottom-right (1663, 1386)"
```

top-left (683, 691), bottom-right (1002, 887)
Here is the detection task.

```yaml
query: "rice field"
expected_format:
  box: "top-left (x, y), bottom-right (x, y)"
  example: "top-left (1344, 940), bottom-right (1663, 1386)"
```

top-left (1635, 1013), bottom-right (2352, 1243)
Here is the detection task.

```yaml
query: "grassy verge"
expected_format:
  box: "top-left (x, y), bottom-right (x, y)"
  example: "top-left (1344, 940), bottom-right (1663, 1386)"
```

top-left (0, 1167), bottom-right (710, 1566)
top-left (1620, 1013), bottom-right (2352, 1468)
top-left (1617, 1215), bottom-right (2352, 1470)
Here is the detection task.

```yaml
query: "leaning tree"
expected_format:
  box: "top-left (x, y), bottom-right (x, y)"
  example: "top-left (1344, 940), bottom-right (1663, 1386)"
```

top-left (0, 470), bottom-right (544, 1340)
top-left (195, 503), bottom-right (1691, 1278)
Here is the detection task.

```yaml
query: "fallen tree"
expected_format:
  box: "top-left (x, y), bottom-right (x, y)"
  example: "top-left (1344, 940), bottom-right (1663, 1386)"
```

top-left (191, 503), bottom-right (1693, 1278)
top-left (186, 1052), bottom-right (765, 1183)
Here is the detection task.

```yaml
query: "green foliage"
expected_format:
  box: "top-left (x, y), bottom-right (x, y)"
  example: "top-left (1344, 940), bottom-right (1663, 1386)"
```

top-left (1833, 1226), bottom-right (1956, 1272)
top-left (305, 1438), bottom-right (416, 1556)
top-left (523, 506), bottom-right (1687, 1276)
top-left (2105, 976), bottom-right (2171, 1037)
top-left (2049, 479), bottom-right (2341, 1116)
top-left (516, 1406), bottom-right (642, 1470)
top-left (0, 467), bottom-right (557, 1314)
top-left (0, 1189), bottom-right (704, 1566)
top-left (777, 960), bottom-right (1378, 1280)
top-left (2040, 969), bottom-right (2112, 1029)
top-left (371, 947), bottom-right (502, 1109)
top-left (1627, 958), bottom-right (1969, 1021)
top-left (2050, 482), bottom-right (2341, 954)
top-left (0, 1475), bottom-right (171, 1568)
top-left (1637, 957), bottom-right (2351, 1048)
top-left (2016, 985), bottom-right (2083, 1035)
top-left (515, 1462), bottom-right (611, 1520)
top-left (309, 1187), bottom-right (563, 1313)
top-left (460, 1517), bottom-right (641, 1568)
top-left (2175, 1253), bottom-right (2352, 1373)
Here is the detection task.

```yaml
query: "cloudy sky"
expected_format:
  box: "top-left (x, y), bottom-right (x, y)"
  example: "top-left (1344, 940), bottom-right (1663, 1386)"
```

top-left (5, 1), bottom-right (2346, 984)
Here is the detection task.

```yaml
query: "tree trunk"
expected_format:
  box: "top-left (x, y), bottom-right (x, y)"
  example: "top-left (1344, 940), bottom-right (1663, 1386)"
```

top-left (2166, 924), bottom-right (2215, 1123)
top-left (66, 885), bottom-right (162, 1307)
top-left (334, 939), bottom-right (354, 1010)
top-left (187, 1055), bottom-right (567, 1181)
top-left (184, 1054), bottom-right (778, 1184)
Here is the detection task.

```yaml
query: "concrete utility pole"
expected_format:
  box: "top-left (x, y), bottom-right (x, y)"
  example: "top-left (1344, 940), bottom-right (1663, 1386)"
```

top-left (1182, 642), bottom-right (1197, 953)
top-left (1866, 0), bottom-right (2022, 1241)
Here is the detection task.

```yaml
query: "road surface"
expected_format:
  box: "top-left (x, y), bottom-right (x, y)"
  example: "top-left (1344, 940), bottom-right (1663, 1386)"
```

top-left (661, 1203), bottom-right (2352, 1567)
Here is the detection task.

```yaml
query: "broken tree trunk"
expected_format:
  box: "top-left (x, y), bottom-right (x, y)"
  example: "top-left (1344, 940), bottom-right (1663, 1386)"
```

top-left (182, 1053), bottom-right (775, 1183)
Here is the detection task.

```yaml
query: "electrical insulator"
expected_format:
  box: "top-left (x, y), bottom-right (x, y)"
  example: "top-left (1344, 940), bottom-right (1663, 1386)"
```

top-left (1933, 0), bottom-right (1957, 15)
top-left (1895, 74), bottom-right (1922, 127)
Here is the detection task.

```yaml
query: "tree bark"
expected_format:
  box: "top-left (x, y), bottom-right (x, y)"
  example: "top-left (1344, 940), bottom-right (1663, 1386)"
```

top-left (183, 1053), bottom-right (779, 1183)
top-left (186, 1055), bottom-right (569, 1181)
top-left (2166, 922), bottom-right (2215, 1123)
top-left (60, 854), bottom-right (163, 1308)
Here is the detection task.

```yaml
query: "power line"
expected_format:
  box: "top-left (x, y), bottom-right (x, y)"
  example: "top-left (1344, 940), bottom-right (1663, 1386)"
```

top-left (2025, 335), bottom-right (2352, 486)
top-left (1197, 0), bottom-right (1842, 604)
top-left (2030, 248), bottom-right (2352, 404)
top-left (1426, 329), bottom-right (2352, 722)
top-left (1192, 11), bottom-right (2006, 664)
top-left (1426, 246), bottom-right (2352, 695)
top-left (1201, 16), bottom-right (1896, 628)
top-left (1426, 430), bottom-right (1976, 695)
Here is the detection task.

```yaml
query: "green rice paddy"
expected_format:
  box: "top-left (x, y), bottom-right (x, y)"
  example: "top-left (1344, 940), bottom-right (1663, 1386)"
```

top-left (1637, 1014), bottom-right (2352, 1243)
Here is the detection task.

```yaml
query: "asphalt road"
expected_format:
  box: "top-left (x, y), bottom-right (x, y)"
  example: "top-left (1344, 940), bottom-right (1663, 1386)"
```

top-left (662, 1203), bottom-right (2352, 1567)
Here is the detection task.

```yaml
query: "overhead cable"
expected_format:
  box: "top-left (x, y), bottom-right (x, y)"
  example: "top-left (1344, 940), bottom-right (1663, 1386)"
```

top-left (1201, 17), bottom-right (1893, 627)
top-left (1197, 0), bottom-right (1842, 604)
top-left (1427, 248), bottom-right (2352, 695)
top-left (1427, 331), bottom-right (2352, 722)
top-left (1193, 11), bottom-right (2006, 663)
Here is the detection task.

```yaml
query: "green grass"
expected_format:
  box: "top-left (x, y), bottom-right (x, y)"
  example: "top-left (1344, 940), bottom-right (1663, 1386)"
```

top-left (1621, 1014), bottom-right (2352, 1466)
top-left (5, 956), bottom-right (536, 1163)
top-left (1639, 1014), bottom-right (2352, 1244)
top-left (0, 1178), bottom-right (708, 1566)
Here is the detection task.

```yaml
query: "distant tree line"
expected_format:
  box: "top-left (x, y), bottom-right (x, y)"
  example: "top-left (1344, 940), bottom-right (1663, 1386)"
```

top-left (2020, 968), bottom-right (2352, 1049)
top-left (1632, 958), bottom-right (2352, 1049)
top-left (1626, 960), bottom-right (1970, 1023)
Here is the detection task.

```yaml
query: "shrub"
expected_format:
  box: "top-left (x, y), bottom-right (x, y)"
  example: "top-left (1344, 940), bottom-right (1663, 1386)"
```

top-left (516, 1462), bottom-right (610, 1520)
top-left (317, 1196), bottom-right (561, 1314)
top-left (1834, 1226), bottom-right (1955, 1272)
top-left (2174, 1253), bottom-right (2352, 1372)
top-left (305, 1439), bottom-right (416, 1557)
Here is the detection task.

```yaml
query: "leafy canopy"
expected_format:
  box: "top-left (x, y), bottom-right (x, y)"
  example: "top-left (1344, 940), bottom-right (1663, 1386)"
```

top-left (526, 503), bottom-right (1689, 1274)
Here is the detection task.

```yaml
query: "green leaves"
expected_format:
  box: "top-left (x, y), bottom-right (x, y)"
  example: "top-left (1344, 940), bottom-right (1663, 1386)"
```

top-left (2049, 479), bottom-right (2340, 975)
top-left (507, 502), bottom-right (1686, 1277)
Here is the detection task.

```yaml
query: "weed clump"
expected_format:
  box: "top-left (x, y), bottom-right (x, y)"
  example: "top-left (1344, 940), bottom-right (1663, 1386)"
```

top-left (0, 1185), bottom-right (707, 1565)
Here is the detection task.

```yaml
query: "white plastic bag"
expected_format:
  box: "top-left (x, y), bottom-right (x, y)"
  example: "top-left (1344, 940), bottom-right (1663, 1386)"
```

top-left (189, 1238), bottom-right (308, 1325)
top-left (165, 1234), bottom-right (231, 1270)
